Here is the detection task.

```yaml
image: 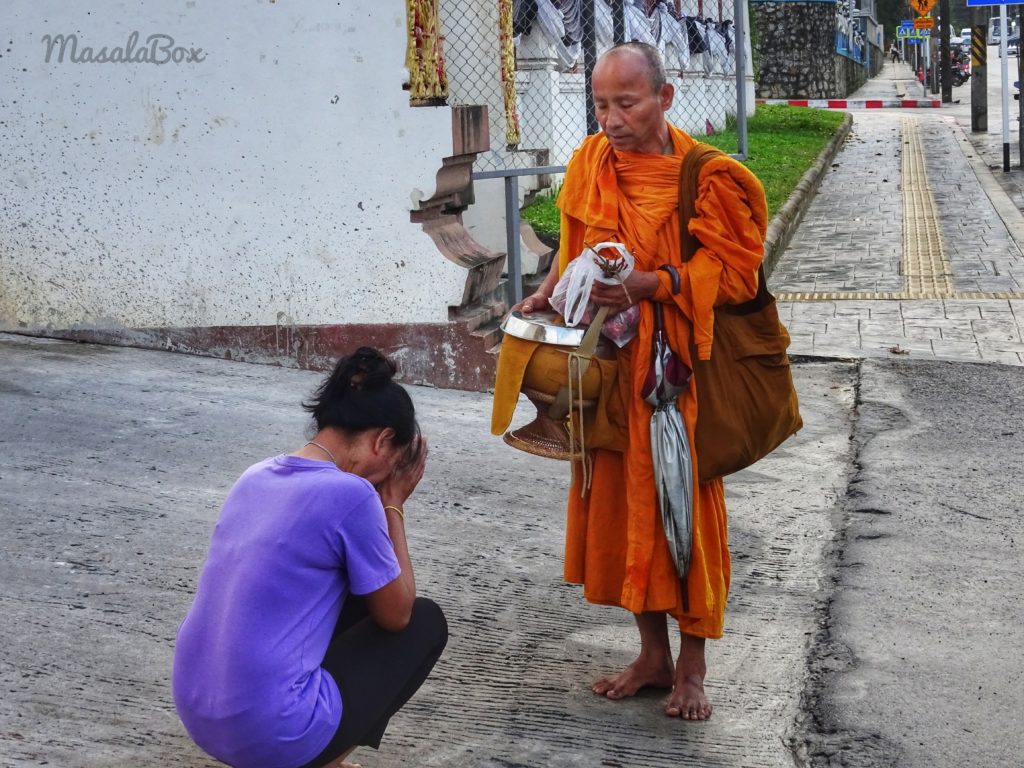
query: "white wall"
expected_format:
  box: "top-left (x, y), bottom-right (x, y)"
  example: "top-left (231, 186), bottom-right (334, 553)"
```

top-left (1, 0), bottom-right (468, 331)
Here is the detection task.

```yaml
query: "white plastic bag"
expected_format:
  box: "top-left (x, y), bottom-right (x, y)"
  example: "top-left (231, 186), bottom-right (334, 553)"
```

top-left (559, 242), bottom-right (633, 327)
top-left (550, 242), bottom-right (640, 347)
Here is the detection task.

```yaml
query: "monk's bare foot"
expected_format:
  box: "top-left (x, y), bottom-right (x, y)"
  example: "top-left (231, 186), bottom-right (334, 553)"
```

top-left (592, 655), bottom-right (674, 700)
top-left (665, 633), bottom-right (712, 720)
top-left (664, 672), bottom-right (712, 720)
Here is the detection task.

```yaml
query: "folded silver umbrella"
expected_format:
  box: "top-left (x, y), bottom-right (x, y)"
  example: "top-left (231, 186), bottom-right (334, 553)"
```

top-left (641, 305), bottom-right (694, 594)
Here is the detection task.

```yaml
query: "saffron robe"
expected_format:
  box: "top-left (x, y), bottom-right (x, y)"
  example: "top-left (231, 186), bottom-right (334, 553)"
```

top-left (558, 125), bottom-right (768, 639)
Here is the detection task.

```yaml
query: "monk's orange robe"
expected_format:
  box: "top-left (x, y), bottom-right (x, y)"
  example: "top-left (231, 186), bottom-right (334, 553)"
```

top-left (558, 125), bottom-right (768, 639)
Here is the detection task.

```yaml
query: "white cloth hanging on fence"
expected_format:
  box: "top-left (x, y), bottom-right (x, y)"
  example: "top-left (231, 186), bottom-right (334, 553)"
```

top-left (535, 0), bottom-right (566, 45)
top-left (706, 24), bottom-right (729, 72)
top-left (690, 19), bottom-right (713, 74)
top-left (721, 21), bottom-right (736, 70)
top-left (625, 0), bottom-right (659, 46)
top-left (533, 0), bottom-right (584, 67)
top-left (658, 4), bottom-right (690, 70)
top-left (595, 0), bottom-right (615, 49)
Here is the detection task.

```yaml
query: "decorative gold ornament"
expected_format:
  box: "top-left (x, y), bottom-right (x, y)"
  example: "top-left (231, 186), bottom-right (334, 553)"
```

top-left (405, 0), bottom-right (449, 103)
top-left (498, 0), bottom-right (521, 146)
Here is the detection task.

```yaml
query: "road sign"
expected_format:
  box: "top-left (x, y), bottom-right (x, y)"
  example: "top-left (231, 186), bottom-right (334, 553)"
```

top-left (909, 0), bottom-right (936, 16)
top-left (966, 0), bottom-right (1014, 6)
top-left (914, 16), bottom-right (935, 29)
top-left (897, 26), bottom-right (931, 39)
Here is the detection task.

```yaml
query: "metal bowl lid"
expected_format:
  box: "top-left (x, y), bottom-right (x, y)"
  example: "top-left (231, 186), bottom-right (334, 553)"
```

top-left (501, 310), bottom-right (586, 346)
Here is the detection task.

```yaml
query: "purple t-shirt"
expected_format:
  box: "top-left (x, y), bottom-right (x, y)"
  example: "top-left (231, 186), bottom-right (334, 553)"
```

top-left (172, 455), bottom-right (401, 768)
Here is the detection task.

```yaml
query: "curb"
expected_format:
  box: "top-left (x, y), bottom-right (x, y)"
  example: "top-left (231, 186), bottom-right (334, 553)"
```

top-left (757, 98), bottom-right (943, 109)
top-left (763, 112), bottom-right (854, 278)
top-left (951, 119), bottom-right (1024, 254)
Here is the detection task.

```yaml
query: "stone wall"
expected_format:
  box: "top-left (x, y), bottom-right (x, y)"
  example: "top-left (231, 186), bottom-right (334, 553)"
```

top-left (753, 0), bottom-right (868, 99)
top-left (837, 50), bottom-right (869, 94)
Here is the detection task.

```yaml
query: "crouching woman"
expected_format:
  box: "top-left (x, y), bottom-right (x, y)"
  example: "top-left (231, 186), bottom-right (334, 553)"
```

top-left (173, 347), bottom-right (447, 768)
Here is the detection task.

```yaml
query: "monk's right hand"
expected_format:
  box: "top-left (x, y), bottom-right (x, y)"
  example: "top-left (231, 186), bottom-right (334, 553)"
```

top-left (510, 292), bottom-right (551, 315)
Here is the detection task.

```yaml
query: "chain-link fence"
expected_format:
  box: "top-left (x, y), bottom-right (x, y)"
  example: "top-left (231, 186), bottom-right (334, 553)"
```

top-left (440, 0), bottom-right (750, 173)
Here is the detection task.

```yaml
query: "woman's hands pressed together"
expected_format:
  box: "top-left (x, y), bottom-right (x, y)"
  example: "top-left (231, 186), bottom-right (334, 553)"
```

top-left (377, 436), bottom-right (428, 513)
top-left (368, 435), bottom-right (427, 631)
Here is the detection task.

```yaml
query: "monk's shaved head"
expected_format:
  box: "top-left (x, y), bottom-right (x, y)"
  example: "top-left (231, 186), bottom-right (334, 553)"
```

top-left (591, 41), bottom-right (673, 154)
top-left (598, 42), bottom-right (667, 96)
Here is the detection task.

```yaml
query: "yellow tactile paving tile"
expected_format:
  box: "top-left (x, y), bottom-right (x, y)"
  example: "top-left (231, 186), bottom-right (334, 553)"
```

top-left (777, 290), bottom-right (1024, 301)
top-left (778, 118), bottom-right (1024, 303)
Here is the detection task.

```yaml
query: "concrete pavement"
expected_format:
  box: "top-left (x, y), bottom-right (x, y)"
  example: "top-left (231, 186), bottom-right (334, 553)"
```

top-left (2, 61), bottom-right (1024, 768)
top-left (3, 336), bottom-right (1021, 768)
top-left (772, 58), bottom-right (1024, 366)
top-left (0, 333), bottom-right (857, 767)
top-left (797, 359), bottom-right (1024, 768)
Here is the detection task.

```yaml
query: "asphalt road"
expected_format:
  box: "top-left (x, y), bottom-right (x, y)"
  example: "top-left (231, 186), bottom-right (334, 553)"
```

top-left (798, 358), bottom-right (1024, 768)
top-left (2, 331), bottom-right (1022, 767)
top-left (0, 333), bottom-right (853, 767)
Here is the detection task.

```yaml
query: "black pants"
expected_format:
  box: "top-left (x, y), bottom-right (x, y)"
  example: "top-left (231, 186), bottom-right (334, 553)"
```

top-left (298, 596), bottom-right (448, 768)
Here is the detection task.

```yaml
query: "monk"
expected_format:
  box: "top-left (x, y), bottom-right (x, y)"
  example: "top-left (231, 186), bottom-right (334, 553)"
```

top-left (513, 42), bottom-right (768, 720)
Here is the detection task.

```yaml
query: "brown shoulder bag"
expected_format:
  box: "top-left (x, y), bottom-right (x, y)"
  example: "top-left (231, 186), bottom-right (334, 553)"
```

top-left (673, 144), bottom-right (803, 481)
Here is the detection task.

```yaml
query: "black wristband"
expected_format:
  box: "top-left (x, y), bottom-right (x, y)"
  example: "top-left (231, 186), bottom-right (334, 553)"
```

top-left (657, 264), bottom-right (681, 295)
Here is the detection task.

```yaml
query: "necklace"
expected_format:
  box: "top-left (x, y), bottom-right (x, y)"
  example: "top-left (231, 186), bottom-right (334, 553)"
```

top-left (304, 440), bottom-right (337, 465)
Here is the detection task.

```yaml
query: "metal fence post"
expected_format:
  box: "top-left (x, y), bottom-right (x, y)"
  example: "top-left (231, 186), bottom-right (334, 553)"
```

top-left (475, 166), bottom-right (569, 307)
top-left (504, 174), bottom-right (523, 307)
top-left (613, 0), bottom-right (625, 44)
top-left (735, 0), bottom-right (749, 159)
top-left (583, 0), bottom-right (598, 135)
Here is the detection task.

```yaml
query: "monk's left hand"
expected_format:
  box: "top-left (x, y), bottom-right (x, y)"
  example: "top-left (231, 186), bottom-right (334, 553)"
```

top-left (589, 269), bottom-right (659, 315)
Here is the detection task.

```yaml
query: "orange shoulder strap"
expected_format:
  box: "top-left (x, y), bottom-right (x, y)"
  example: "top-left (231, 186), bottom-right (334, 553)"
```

top-left (678, 143), bottom-right (725, 264)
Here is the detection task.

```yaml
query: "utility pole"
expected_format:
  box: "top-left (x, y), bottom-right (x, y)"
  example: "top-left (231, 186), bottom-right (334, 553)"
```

top-left (930, 15), bottom-right (939, 94)
top-left (1011, 11), bottom-right (1019, 166)
top-left (972, 7), bottom-right (987, 132)
top-left (939, 0), bottom-right (952, 101)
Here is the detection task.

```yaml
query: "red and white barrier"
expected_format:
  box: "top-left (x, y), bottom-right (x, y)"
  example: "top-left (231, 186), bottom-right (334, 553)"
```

top-left (756, 98), bottom-right (943, 109)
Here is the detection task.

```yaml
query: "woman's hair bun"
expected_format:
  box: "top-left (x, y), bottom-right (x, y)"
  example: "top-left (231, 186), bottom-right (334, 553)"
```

top-left (344, 346), bottom-right (397, 391)
top-left (304, 346), bottom-right (417, 445)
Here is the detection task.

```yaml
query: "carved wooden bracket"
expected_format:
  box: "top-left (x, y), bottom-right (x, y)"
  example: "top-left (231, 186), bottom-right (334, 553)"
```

top-left (411, 105), bottom-right (506, 314)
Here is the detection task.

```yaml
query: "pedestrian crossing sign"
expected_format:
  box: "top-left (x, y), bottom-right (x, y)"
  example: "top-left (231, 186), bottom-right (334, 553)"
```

top-left (909, 0), bottom-right (936, 14)
top-left (897, 26), bottom-right (931, 39)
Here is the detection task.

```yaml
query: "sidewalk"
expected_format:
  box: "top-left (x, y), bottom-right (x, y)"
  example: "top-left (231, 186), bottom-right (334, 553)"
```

top-left (759, 59), bottom-right (941, 108)
top-left (770, 67), bottom-right (1024, 365)
top-left (3, 327), bottom-right (1023, 767)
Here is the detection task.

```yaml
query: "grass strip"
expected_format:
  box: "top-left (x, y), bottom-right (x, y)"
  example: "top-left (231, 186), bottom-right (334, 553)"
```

top-left (521, 104), bottom-right (846, 238)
